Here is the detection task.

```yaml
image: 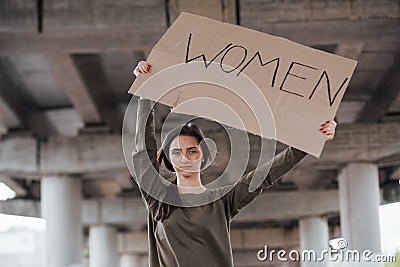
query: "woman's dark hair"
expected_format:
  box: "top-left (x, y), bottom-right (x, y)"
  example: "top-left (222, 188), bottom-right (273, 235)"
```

top-left (157, 121), bottom-right (211, 172)
top-left (154, 121), bottom-right (211, 221)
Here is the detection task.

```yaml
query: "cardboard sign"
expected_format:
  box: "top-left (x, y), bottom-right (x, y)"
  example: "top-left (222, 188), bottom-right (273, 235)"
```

top-left (129, 12), bottom-right (357, 157)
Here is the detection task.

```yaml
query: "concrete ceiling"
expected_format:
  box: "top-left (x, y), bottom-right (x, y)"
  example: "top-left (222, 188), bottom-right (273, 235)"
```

top-left (0, 0), bottom-right (399, 228)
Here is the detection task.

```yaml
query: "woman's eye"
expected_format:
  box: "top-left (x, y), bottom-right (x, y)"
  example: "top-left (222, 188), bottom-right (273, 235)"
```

top-left (189, 150), bottom-right (198, 154)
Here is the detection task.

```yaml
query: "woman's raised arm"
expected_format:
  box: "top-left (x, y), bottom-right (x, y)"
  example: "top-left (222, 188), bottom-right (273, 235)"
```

top-left (131, 61), bottom-right (162, 211)
top-left (223, 120), bottom-right (337, 219)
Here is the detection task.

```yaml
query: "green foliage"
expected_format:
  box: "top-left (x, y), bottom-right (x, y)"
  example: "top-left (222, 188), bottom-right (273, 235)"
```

top-left (385, 251), bottom-right (400, 267)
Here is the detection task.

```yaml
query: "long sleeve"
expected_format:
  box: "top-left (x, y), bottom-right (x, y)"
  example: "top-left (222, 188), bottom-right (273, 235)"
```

top-left (223, 146), bottom-right (307, 219)
top-left (134, 98), bottom-right (158, 165)
top-left (132, 98), bottom-right (161, 211)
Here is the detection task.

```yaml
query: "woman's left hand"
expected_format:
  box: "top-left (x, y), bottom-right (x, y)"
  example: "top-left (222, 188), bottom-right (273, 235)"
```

top-left (319, 120), bottom-right (337, 141)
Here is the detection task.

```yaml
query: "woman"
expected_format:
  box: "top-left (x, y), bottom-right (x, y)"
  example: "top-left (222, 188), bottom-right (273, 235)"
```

top-left (132, 61), bottom-right (337, 267)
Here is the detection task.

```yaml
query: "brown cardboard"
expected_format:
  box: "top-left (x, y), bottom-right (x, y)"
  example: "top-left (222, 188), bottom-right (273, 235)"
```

top-left (128, 12), bottom-right (357, 157)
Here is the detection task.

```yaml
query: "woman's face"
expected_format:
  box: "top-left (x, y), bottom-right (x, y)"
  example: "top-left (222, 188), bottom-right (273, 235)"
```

top-left (169, 135), bottom-right (203, 176)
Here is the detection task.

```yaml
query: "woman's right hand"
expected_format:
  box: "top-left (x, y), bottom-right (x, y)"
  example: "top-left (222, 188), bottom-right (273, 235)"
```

top-left (133, 61), bottom-right (152, 77)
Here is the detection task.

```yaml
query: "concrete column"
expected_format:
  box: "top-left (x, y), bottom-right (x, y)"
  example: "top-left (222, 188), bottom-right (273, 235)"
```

top-left (89, 225), bottom-right (118, 267)
top-left (120, 254), bottom-right (145, 267)
top-left (338, 163), bottom-right (383, 266)
top-left (41, 176), bottom-right (82, 267)
top-left (299, 216), bottom-right (329, 267)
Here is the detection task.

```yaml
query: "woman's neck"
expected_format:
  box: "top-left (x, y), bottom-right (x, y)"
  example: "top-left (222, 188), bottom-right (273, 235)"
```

top-left (176, 173), bottom-right (206, 194)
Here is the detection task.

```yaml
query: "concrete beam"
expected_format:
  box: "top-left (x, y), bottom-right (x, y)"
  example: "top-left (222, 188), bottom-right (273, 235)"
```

top-left (0, 59), bottom-right (57, 137)
top-left (2, 121), bottom-right (400, 175)
top-left (316, 122), bottom-right (400, 166)
top-left (70, 52), bottom-right (134, 133)
top-left (0, 136), bottom-right (37, 174)
top-left (388, 88), bottom-right (400, 114)
top-left (46, 53), bottom-right (102, 125)
top-left (242, 19), bottom-right (399, 47)
top-left (231, 227), bottom-right (299, 250)
top-left (168, 0), bottom-right (237, 24)
top-left (118, 231), bottom-right (148, 254)
top-left (335, 101), bottom-right (365, 124)
top-left (335, 43), bottom-right (364, 61)
top-left (241, 0), bottom-right (400, 25)
top-left (0, 19), bottom-right (398, 56)
top-left (356, 54), bottom-right (400, 122)
top-left (82, 179), bottom-right (122, 198)
top-left (0, 123), bottom-right (7, 137)
top-left (390, 167), bottom-right (400, 180)
top-left (42, 0), bottom-right (166, 31)
top-left (0, 0), bottom-right (37, 32)
top-left (0, 199), bottom-right (40, 218)
top-left (233, 250), bottom-right (299, 267)
top-left (43, 108), bottom-right (84, 136)
top-left (82, 198), bottom-right (147, 226)
top-left (0, 28), bottom-right (165, 56)
top-left (0, 190), bottom-right (339, 226)
top-left (0, 96), bottom-right (21, 131)
top-left (0, 177), bottom-right (27, 197)
top-left (377, 152), bottom-right (400, 169)
top-left (234, 190), bottom-right (338, 223)
top-left (0, 0), bottom-right (166, 33)
top-left (117, 227), bottom-right (300, 254)
top-left (0, 122), bottom-right (398, 176)
top-left (40, 134), bottom-right (125, 175)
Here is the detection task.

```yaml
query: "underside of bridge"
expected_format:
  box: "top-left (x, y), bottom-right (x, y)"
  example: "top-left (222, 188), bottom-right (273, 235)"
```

top-left (0, 1), bottom-right (399, 267)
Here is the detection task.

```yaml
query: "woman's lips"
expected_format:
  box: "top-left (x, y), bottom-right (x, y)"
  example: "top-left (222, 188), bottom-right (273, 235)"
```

top-left (179, 166), bottom-right (192, 170)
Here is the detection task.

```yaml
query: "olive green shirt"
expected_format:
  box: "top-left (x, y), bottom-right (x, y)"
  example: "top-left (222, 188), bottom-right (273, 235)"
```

top-left (132, 99), bottom-right (307, 267)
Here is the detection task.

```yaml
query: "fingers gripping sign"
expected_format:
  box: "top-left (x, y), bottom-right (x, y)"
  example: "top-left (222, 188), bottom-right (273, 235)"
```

top-left (133, 61), bottom-right (152, 77)
top-left (319, 120), bottom-right (337, 141)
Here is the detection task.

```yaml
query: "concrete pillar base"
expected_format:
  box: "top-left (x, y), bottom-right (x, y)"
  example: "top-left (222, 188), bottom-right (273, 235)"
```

top-left (339, 163), bottom-right (383, 267)
top-left (120, 254), bottom-right (145, 267)
top-left (41, 176), bottom-right (82, 267)
top-left (299, 216), bottom-right (329, 267)
top-left (89, 225), bottom-right (118, 267)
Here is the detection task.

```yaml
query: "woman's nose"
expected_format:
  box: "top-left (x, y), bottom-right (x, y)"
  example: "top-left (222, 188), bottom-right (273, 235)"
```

top-left (179, 153), bottom-right (189, 162)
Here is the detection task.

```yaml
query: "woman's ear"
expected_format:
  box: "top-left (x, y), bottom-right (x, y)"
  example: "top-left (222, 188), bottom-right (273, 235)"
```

top-left (201, 152), bottom-right (205, 162)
